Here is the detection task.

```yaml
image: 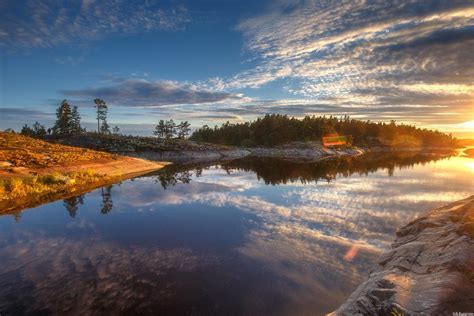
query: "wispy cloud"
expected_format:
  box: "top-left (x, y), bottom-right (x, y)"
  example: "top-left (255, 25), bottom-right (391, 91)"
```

top-left (0, 107), bottom-right (52, 119)
top-left (0, 0), bottom-right (190, 49)
top-left (216, 0), bottom-right (474, 127)
top-left (53, 55), bottom-right (85, 66)
top-left (61, 78), bottom-right (242, 107)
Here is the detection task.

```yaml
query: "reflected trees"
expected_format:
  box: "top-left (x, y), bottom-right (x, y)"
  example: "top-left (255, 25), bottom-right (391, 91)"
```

top-left (64, 195), bottom-right (85, 218)
top-left (100, 186), bottom-right (113, 214)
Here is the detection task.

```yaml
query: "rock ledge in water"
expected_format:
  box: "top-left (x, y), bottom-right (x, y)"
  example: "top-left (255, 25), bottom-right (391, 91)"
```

top-left (331, 195), bottom-right (474, 315)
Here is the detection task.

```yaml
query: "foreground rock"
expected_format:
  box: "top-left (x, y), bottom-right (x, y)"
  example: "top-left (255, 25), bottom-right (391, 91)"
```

top-left (331, 196), bottom-right (474, 315)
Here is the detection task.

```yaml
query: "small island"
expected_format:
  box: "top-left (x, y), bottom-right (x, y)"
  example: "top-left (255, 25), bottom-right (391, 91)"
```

top-left (1, 99), bottom-right (465, 213)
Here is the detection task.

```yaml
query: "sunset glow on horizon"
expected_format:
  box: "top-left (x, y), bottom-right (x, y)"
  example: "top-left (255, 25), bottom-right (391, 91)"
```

top-left (0, 1), bottom-right (473, 137)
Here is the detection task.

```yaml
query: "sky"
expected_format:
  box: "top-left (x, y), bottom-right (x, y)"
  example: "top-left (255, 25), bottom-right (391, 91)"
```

top-left (0, 0), bottom-right (473, 137)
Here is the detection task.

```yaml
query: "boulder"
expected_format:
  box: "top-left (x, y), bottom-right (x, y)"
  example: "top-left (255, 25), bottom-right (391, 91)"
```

top-left (331, 196), bottom-right (474, 315)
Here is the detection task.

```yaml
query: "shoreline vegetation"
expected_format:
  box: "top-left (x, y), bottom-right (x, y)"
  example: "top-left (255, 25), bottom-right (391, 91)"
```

top-left (0, 132), bottom-right (166, 214)
top-left (331, 195), bottom-right (474, 315)
top-left (1, 100), bottom-right (465, 212)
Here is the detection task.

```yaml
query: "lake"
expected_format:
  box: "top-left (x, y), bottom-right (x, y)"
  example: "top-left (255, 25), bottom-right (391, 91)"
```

top-left (0, 152), bottom-right (472, 315)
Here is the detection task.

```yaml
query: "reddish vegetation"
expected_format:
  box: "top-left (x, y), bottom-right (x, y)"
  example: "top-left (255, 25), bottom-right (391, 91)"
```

top-left (0, 132), bottom-right (166, 213)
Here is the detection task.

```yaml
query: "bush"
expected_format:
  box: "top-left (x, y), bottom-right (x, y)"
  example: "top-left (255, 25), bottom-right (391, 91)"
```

top-left (40, 173), bottom-right (67, 185)
top-left (241, 139), bottom-right (256, 148)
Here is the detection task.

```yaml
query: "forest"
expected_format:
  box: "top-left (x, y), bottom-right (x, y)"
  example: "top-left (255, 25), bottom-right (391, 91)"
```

top-left (190, 114), bottom-right (458, 148)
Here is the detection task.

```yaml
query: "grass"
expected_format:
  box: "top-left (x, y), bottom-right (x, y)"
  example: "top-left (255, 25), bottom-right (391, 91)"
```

top-left (0, 169), bottom-right (102, 202)
top-left (0, 132), bottom-right (114, 169)
top-left (0, 132), bottom-right (164, 214)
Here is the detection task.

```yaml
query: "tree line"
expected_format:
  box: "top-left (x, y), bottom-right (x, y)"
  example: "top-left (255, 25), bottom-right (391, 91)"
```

top-left (190, 114), bottom-right (457, 147)
top-left (20, 99), bottom-right (120, 138)
top-left (19, 99), bottom-right (192, 140)
top-left (153, 119), bottom-right (191, 140)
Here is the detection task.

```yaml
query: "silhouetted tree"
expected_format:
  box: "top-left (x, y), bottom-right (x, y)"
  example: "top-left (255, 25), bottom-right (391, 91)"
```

top-left (71, 106), bottom-right (83, 135)
top-left (13, 212), bottom-right (21, 223)
top-left (20, 124), bottom-right (35, 137)
top-left (94, 99), bottom-right (109, 134)
top-left (177, 121), bottom-right (191, 139)
top-left (53, 100), bottom-right (74, 136)
top-left (21, 122), bottom-right (47, 138)
top-left (100, 186), bottom-right (113, 214)
top-left (153, 120), bottom-right (167, 139)
top-left (112, 125), bottom-right (120, 135)
top-left (156, 170), bottom-right (192, 189)
top-left (63, 195), bottom-right (84, 218)
top-left (190, 114), bottom-right (457, 148)
top-left (165, 119), bottom-right (176, 139)
top-left (33, 121), bottom-right (47, 137)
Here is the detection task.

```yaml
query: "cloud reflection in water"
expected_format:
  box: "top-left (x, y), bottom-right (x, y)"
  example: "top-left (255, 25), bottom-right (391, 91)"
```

top-left (0, 153), bottom-right (472, 314)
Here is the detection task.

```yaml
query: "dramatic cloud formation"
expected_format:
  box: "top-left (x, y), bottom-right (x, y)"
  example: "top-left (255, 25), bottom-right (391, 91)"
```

top-left (61, 79), bottom-right (242, 107)
top-left (218, 0), bottom-right (474, 128)
top-left (0, 0), bottom-right (472, 134)
top-left (0, 0), bottom-right (190, 49)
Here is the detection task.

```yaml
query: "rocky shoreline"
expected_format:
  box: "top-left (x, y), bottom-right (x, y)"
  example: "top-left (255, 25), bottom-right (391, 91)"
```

top-left (331, 196), bottom-right (474, 315)
top-left (124, 143), bottom-right (365, 162)
top-left (50, 134), bottom-right (461, 163)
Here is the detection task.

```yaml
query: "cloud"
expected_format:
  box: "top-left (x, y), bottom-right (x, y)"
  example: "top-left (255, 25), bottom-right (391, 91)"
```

top-left (217, 0), bottom-right (474, 127)
top-left (0, 0), bottom-right (190, 49)
top-left (53, 55), bottom-right (85, 66)
top-left (0, 107), bottom-right (52, 119)
top-left (61, 79), bottom-right (242, 107)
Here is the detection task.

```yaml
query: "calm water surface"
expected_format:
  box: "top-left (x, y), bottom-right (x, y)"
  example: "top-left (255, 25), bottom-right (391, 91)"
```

top-left (0, 153), bottom-right (472, 315)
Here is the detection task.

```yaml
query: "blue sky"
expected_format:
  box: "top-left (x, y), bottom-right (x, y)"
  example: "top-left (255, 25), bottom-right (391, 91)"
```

top-left (1, 0), bottom-right (473, 136)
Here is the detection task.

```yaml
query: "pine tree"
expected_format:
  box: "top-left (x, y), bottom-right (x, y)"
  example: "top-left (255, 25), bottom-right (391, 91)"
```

top-left (112, 125), bottom-right (120, 135)
top-left (94, 98), bottom-right (109, 134)
top-left (53, 100), bottom-right (74, 136)
top-left (32, 121), bottom-right (46, 138)
top-left (21, 124), bottom-right (35, 137)
top-left (71, 106), bottom-right (83, 135)
top-left (153, 120), bottom-right (167, 139)
top-left (177, 121), bottom-right (191, 139)
top-left (165, 119), bottom-right (176, 139)
top-left (100, 118), bottom-right (110, 134)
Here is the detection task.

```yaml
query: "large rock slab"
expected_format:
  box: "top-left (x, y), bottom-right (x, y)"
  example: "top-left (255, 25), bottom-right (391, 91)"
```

top-left (331, 196), bottom-right (474, 315)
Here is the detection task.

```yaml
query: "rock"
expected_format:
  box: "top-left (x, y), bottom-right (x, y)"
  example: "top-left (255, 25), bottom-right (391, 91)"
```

top-left (121, 149), bottom-right (250, 162)
top-left (331, 196), bottom-right (474, 316)
top-left (248, 145), bottom-right (363, 161)
top-left (0, 161), bottom-right (13, 168)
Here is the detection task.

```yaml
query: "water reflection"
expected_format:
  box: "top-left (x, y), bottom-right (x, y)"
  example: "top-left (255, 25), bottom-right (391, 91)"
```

top-left (151, 151), bottom-right (449, 189)
top-left (100, 186), bottom-right (113, 214)
top-left (0, 152), bottom-right (472, 315)
top-left (220, 152), bottom-right (448, 184)
top-left (63, 195), bottom-right (84, 218)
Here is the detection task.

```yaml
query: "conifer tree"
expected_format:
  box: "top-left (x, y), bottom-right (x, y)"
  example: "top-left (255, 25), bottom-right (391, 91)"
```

top-left (53, 100), bottom-right (74, 136)
top-left (94, 98), bottom-right (109, 134)
top-left (153, 120), bottom-right (167, 139)
top-left (165, 119), bottom-right (176, 139)
top-left (177, 121), bottom-right (191, 139)
top-left (71, 106), bottom-right (83, 135)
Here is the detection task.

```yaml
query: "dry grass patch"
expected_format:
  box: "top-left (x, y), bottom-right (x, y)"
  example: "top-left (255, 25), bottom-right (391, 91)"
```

top-left (0, 170), bottom-right (103, 202)
top-left (0, 132), bottom-right (114, 169)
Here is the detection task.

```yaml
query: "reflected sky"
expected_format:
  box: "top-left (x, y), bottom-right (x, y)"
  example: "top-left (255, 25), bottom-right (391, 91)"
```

top-left (0, 153), bottom-right (472, 315)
